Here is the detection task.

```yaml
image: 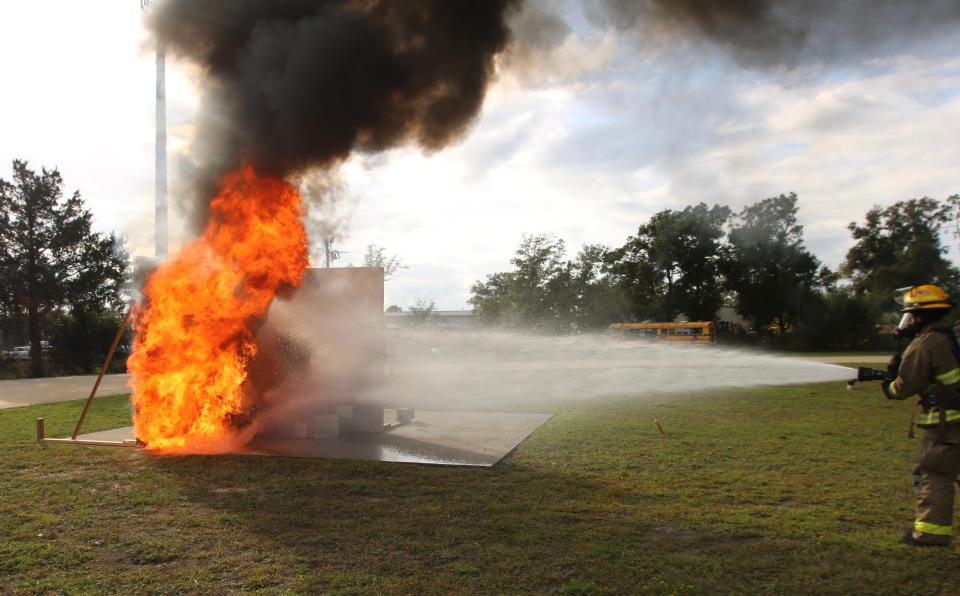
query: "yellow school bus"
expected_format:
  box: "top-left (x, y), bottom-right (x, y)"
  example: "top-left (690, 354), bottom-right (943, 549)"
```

top-left (608, 321), bottom-right (715, 343)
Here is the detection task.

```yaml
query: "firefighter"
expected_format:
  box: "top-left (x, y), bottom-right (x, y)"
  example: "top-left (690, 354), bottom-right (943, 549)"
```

top-left (881, 284), bottom-right (960, 547)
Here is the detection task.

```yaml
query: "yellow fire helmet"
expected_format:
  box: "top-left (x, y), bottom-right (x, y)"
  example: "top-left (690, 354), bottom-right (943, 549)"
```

top-left (898, 284), bottom-right (954, 312)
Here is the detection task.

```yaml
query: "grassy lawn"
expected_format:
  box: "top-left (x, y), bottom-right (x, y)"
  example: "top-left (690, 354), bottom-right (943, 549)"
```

top-left (2, 373), bottom-right (959, 594)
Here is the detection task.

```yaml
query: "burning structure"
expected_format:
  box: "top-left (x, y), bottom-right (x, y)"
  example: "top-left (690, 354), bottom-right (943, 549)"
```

top-left (118, 0), bottom-right (521, 455)
top-left (250, 266), bottom-right (389, 440)
top-left (55, 0), bottom-right (945, 458)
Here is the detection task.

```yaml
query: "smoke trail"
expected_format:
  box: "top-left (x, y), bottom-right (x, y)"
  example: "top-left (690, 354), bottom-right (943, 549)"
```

top-left (147, 0), bottom-right (519, 227)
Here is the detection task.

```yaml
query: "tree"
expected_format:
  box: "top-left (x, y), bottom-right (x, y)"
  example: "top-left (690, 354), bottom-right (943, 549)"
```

top-left (470, 271), bottom-right (514, 324)
top-left (943, 194), bottom-right (960, 255)
top-left (469, 234), bottom-right (568, 329)
top-left (568, 244), bottom-right (629, 329)
top-left (843, 198), bottom-right (960, 314)
top-left (469, 235), bottom-right (626, 331)
top-left (507, 234), bottom-right (567, 327)
top-left (721, 193), bottom-right (820, 335)
top-left (362, 244), bottom-right (407, 280)
top-left (0, 160), bottom-right (128, 376)
top-left (605, 203), bottom-right (731, 321)
top-left (794, 289), bottom-right (877, 351)
top-left (408, 298), bottom-right (436, 324)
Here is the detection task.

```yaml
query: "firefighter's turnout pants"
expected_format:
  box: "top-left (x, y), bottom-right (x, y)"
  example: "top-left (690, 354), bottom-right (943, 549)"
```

top-left (915, 424), bottom-right (960, 541)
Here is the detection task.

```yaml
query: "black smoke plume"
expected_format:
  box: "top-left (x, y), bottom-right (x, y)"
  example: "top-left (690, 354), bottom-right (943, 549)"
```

top-left (593, 0), bottom-right (960, 67)
top-left (151, 0), bottom-right (960, 223)
top-left (506, 0), bottom-right (960, 82)
top-left (148, 0), bottom-right (518, 225)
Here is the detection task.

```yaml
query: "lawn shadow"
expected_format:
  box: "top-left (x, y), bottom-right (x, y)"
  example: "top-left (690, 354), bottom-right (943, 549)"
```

top-left (145, 450), bottom-right (657, 590)
top-left (142, 444), bottom-right (802, 593)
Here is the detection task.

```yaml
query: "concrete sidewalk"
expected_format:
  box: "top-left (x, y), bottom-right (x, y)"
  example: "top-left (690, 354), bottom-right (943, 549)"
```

top-left (0, 374), bottom-right (131, 409)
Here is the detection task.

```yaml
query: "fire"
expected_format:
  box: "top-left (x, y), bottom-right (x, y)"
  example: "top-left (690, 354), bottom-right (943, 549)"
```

top-left (128, 166), bottom-right (308, 452)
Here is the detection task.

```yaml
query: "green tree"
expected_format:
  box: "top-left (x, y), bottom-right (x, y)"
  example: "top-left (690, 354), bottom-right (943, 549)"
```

top-left (50, 309), bottom-right (131, 375)
top-left (569, 244), bottom-right (629, 329)
top-left (470, 271), bottom-right (514, 324)
top-left (362, 244), bottom-right (407, 280)
top-left (794, 289), bottom-right (876, 351)
top-left (943, 194), bottom-right (960, 255)
top-left (0, 160), bottom-right (128, 376)
top-left (508, 234), bottom-right (567, 327)
top-left (469, 235), bottom-right (623, 331)
top-left (605, 203), bottom-right (731, 321)
top-left (721, 193), bottom-right (820, 335)
top-left (408, 298), bottom-right (436, 324)
top-left (470, 234), bottom-right (566, 329)
top-left (843, 198), bottom-right (960, 314)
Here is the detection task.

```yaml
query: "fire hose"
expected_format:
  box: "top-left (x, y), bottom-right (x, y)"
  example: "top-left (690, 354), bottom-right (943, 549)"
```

top-left (847, 333), bottom-right (904, 388)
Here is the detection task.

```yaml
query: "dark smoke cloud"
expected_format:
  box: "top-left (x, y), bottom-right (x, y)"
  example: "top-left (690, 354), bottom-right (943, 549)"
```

top-left (148, 0), bottom-right (518, 225)
top-left (501, 0), bottom-right (571, 79)
top-left (152, 0), bottom-right (960, 227)
top-left (590, 0), bottom-right (960, 67)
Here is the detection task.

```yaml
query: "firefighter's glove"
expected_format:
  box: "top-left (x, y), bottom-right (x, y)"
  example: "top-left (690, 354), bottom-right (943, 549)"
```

top-left (886, 354), bottom-right (902, 379)
top-left (881, 380), bottom-right (896, 400)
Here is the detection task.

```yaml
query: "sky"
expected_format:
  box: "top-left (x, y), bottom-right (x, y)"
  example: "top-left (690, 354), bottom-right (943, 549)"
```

top-left (1, 1), bottom-right (958, 310)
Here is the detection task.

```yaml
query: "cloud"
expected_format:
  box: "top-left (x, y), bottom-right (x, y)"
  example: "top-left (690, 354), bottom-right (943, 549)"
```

top-left (339, 21), bottom-right (960, 308)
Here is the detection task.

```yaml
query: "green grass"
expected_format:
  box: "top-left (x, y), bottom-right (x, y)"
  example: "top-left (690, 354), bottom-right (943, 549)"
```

top-left (1, 378), bottom-right (958, 595)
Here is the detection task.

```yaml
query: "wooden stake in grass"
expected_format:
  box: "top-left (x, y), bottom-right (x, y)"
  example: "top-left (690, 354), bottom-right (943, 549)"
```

top-left (654, 419), bottom-right (667, 437)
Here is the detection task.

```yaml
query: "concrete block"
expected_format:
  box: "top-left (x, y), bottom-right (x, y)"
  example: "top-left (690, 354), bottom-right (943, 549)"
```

top-left (292, 420), bottom-right (309, 439)
top-left (350, 404), bottom-right (384, 433)
top-left (310, 414), bottom-right (340, 438)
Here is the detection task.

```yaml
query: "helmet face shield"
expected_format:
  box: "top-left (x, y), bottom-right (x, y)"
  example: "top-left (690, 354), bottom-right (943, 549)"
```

top-left (897, 313), bottom-right (916, 331)
top-left (894, 286), bottom-right (911, 309)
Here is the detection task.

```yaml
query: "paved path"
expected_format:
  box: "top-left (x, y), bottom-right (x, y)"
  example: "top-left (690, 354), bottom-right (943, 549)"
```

top-left (0, 374), bottom-right (131, 409)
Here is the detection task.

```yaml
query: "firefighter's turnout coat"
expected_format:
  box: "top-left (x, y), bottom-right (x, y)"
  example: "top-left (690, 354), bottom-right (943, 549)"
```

top-left (886, 320), bottom-right (960, 543)
top-left (887, 322), bottom-right (960, 427)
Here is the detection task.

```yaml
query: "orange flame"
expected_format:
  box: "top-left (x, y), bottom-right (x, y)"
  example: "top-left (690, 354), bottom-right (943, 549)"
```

top-left (128, 166), bottom-right (308, 452)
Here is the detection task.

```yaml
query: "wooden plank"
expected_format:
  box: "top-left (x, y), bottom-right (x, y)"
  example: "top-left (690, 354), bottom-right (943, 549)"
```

top-left (40, 437), bottom-right (140, 448)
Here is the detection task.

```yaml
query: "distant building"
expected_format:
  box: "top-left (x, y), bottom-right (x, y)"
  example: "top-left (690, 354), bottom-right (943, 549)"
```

top-left (384, 309), bottom-right (474, 329)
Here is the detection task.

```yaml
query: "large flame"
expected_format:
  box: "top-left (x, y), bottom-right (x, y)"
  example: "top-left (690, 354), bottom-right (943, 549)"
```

top-left (128, 166), bottom-right (308, 452)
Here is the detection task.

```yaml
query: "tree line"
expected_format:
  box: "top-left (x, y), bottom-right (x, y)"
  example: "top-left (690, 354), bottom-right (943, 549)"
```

top-left (470, 193), bottom-right (960, 349)
top-left (3, 155), bottom-right (958, 380)
top-left (0, 161), bottom-right (128, 378)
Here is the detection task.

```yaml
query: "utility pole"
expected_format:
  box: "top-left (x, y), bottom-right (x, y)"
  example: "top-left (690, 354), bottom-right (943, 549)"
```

top-left (322, 237), bottom-right (341, 267)
top-left (141, 0), bottom-right (167, 260)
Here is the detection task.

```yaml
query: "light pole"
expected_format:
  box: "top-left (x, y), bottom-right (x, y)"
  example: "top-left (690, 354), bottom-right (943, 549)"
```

top-left (141, 0), bottom-right (167, 260)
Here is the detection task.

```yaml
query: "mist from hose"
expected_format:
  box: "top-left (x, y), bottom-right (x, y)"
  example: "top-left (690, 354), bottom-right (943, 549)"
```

top-left (266, 321), bottom-right (856, 412)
